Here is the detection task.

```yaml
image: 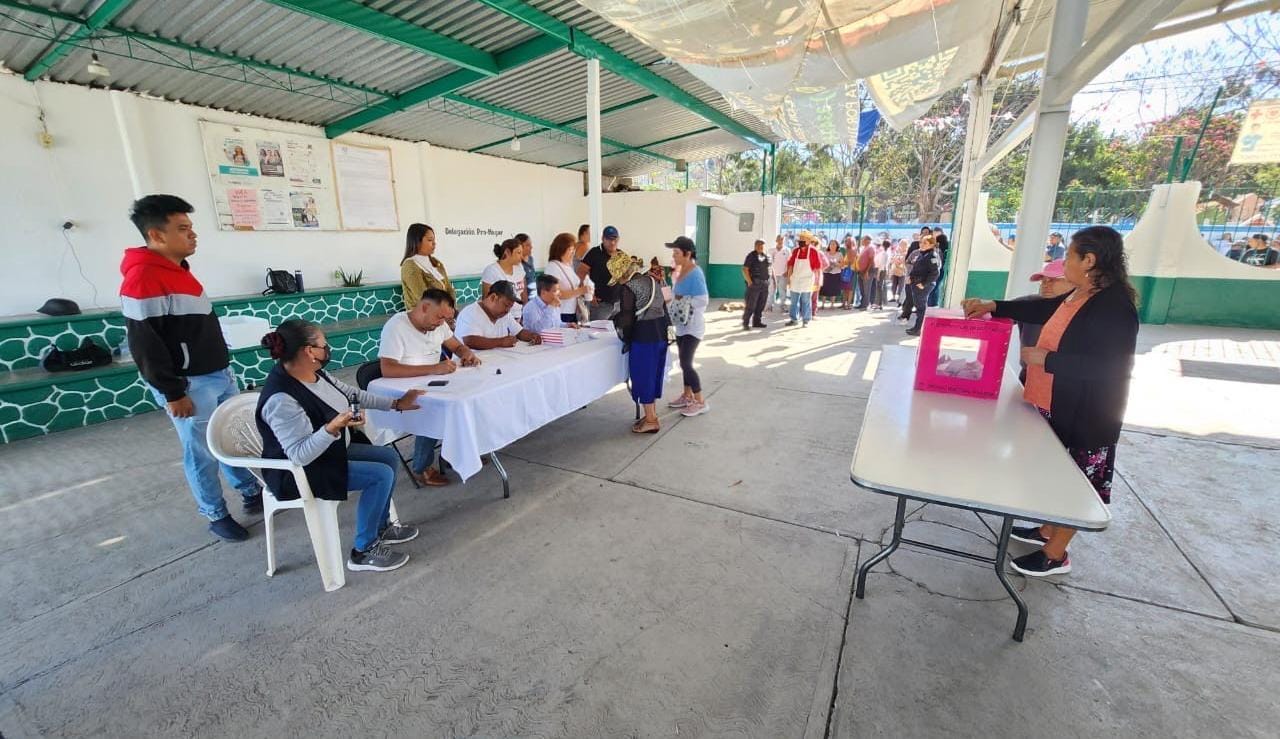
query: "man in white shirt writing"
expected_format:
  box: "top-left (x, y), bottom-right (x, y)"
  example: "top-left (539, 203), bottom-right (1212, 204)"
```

top-left (454, 280), bottom-right (542, 350)
top-left (378, 288), bottom-right (481, 487)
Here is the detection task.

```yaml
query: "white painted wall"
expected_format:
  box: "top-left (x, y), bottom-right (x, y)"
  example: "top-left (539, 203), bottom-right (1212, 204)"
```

top-left (599, 190), bottom-right (689, 263)
top-left (421, 146), bottom-right (585, 277)
top-left (712, 192), bottom-right (781, 263)
top-left (971, 192), bottom-right (1017, 272)
top-left (1127, 183), bottom-right (1280, 282)
top-left (967, 185), bottom-right (1280, 284)
top-left (0, 75), bottom-right (586, 316)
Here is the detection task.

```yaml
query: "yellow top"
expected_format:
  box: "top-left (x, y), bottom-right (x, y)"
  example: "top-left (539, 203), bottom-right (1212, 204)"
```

top-left (400, 256), bottom-right (455, 311)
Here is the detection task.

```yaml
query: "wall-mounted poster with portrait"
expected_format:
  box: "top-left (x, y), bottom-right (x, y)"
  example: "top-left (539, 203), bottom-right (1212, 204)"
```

top-left (199, 120), bottom-right (339, 231)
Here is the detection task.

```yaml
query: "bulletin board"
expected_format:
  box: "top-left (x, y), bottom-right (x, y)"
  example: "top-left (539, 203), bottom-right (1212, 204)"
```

top-left (199, 120), bottom-right (340, 231)
top-left (332, 141), bottom-right (399, 231)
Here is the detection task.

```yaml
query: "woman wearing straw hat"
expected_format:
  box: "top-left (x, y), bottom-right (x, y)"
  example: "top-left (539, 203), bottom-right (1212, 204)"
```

top-left (608, 250), bottom-right (670, 434)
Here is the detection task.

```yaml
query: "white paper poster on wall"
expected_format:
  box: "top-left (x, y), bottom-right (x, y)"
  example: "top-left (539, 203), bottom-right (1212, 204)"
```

top-left (199, 120), bottom-right (339, 231)
top-left (1230, 100), bottom-right (1280, 165)
top-left (333, 142), bottom-right (399, 231)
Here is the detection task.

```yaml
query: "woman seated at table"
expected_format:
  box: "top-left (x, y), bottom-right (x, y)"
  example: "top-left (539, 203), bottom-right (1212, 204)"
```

top-left (257, 319), bottom-right (425, 573)
top-left (482, 239), bottom-right (528, 321)
top-left (610, 251), bottom-right (669, 434)
top-left (544, 232), bottom-right (590, 325)
top-left (963, 225), bottom-right (1138, 578)
top-left (400, 223), bottom-right (455, 311)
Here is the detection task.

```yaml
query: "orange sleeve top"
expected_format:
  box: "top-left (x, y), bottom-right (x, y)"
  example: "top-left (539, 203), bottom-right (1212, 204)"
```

top-left (1023, 291), bottom-right (1093, 412)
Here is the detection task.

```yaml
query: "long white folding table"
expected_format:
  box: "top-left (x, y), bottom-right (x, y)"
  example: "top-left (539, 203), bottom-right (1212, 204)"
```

top-left (366, 332), bottom-right (628, 496)
top-left (851, 345), bottom-right (1111, 641)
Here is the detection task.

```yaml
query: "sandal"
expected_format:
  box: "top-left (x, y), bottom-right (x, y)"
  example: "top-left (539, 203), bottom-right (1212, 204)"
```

top-left (631, 419), bottom-right (660, 434)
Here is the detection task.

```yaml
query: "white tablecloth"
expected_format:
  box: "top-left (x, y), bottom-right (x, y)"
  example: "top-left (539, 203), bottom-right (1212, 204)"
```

top-left (366, 332), bottom-right (628, 481)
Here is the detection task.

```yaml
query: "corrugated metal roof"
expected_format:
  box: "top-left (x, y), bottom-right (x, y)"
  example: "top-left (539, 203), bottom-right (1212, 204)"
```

top-left (0, 0), bottom-right (779, 176)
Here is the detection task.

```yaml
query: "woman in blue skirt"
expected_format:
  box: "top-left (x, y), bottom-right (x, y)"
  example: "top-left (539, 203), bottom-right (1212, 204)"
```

top-left (608, 251), bottom-right (670, 434)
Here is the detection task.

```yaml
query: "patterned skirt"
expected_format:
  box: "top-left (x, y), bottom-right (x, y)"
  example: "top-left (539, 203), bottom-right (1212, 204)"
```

top-left (1039, 409), bottom-right (1116, 504)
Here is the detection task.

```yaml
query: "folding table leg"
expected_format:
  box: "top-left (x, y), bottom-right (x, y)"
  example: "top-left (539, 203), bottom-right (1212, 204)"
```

top-left (489, 452), bottom-right (510, 499)
top-left (994, 516), bottom-right (1029, 642)
top-left (856, 496), bottom-right (907, 598)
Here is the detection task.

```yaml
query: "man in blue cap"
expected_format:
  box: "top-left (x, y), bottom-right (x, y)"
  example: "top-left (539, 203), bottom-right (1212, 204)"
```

top-left (577, 224), bottom-right (622, 321)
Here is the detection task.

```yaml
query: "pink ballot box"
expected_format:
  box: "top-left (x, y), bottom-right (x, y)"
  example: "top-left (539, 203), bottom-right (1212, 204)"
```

top-left (913, 309), bottom-right (1014, 400)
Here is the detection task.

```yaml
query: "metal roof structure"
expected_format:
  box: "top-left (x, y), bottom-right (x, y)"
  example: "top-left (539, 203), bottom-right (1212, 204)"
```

top-left (0, 0), bottom-right (1272, 181)
top-left (0, 0), bottom-right (779, 178)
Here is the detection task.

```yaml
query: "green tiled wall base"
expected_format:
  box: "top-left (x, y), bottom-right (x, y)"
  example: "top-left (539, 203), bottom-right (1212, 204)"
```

top-left (0, 315), bottom-right (127, 373)
top-left (0, 369), bottom-right (156, 442)
top-left (216, 285), bottom-right (400, 325)
top-left (0, 327), bottom-right (385, 444)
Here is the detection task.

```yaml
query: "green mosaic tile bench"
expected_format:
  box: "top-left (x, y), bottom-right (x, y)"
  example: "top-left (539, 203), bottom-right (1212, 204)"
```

top-left (0, 278), bottom-right (483, 444)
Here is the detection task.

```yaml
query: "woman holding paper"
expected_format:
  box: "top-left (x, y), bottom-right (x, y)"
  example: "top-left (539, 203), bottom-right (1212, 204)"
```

top-left (962, 226), bottom-right (1138, 578)
top-left (545, 232), bottom-right (590, 325)
top-left (400, 223), bottom-right (455, 311)
top-left (665, 236), bottom-right (710, 417)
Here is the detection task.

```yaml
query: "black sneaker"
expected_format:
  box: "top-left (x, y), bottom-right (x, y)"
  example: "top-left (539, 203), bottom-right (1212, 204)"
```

top-left (242, 493), bottom-right (263, 515)
top-left (752, 323), bottom-right (768, 329)
top-left (1010, 525), bottom-right (1049, 545)
top-left (785, 320), bottom-right (798, 326)
top-left (347, 545), bottom-right (409, 572)
top-left (904, 327), bottom-right (920, 336)
top-left (1009, 550), bottom-right (1071, 577)
top-left (379, 523), bottom-right (419, 545)
top-left (208, 515), bottom-right (249, 542)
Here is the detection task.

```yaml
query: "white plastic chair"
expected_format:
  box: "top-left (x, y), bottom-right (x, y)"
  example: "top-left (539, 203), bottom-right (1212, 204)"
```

top-left (207, 392), bottom-right (400, 592)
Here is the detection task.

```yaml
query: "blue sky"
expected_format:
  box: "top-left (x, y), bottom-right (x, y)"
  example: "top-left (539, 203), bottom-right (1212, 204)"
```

top-left (1074, 16), bottom-right (1276, 135)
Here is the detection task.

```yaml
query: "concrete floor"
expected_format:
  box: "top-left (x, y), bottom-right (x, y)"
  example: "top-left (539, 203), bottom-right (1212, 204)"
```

top-left (1, 302), bottom-right (1277, 738)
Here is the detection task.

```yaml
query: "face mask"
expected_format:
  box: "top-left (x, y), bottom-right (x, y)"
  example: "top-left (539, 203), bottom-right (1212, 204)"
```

top-left (315, 345), bottom-right (332, 368)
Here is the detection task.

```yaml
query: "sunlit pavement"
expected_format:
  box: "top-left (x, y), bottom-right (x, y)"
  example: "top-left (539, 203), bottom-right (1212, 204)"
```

top-left (1, 301), bottom-right (1276, 737)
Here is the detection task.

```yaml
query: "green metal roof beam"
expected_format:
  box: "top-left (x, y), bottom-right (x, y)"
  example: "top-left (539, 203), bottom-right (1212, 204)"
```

top-left (468, 94), bottom-right (658, 152)
top-left (558, 126), bottom-right (717, 167)
top-left (2, 0), bottom-right (390, 98)
top-left (445, 93), bottom-right (679, 165)
top-left (324, 34), bottom-right (565, 139)
top-left (23, 0), bottom-right (136, 81)
top-left (259, 0), bottom-right (499, 76)
top-left (470, 0), bottom-right (772, 149)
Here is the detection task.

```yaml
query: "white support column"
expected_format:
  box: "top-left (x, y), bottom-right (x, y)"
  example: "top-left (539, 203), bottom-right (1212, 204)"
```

top-left (586, 58), bottom-right (603, 242)
top-left (1006, 0), bottom-right (1088, 298)
top-left (944, 77), bottom-right (996, 307)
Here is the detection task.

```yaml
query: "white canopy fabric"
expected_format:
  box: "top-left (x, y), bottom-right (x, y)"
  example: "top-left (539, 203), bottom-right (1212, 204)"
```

top-left (577, 0), bottom-right (1004, 142)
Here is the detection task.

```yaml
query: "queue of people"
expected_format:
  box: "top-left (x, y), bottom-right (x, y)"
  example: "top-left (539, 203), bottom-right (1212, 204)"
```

top-left (119, 188), bottom-right (1138, 587)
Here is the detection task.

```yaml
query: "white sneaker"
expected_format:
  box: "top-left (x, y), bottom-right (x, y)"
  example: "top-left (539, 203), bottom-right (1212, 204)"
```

top-left (680, 400), bottom-right (710, 417)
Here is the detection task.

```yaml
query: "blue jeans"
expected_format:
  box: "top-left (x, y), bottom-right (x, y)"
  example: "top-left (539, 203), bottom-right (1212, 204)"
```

top-left (911, 281), bottom-right (936, 331)
top-left (412, 435), bottom-right (440, 474)
top-left (345, 443), bottom-right (398, 552)
top-left (769, 276), bottom-right (788, 307)
top-left (789, 291), bottom-right (813, 323)
top-left (149, 368), bottom-right (261, 521)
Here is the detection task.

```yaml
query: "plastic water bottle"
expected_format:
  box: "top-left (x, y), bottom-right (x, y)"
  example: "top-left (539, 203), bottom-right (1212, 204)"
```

top-left (294, 270), bottom-right (305, 292)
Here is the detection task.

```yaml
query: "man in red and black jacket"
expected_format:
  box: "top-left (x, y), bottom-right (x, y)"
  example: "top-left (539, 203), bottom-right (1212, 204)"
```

top-left (121, 195), bottom-right (261, 541)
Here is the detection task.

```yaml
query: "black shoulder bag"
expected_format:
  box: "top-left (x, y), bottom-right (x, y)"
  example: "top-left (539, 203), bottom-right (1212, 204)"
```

top-left (263, 269), bottom-right (299, 296)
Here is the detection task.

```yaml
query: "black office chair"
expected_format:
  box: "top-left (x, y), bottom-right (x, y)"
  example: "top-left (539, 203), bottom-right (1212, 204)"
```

top-left (356, 360), bottom-right (422, 489)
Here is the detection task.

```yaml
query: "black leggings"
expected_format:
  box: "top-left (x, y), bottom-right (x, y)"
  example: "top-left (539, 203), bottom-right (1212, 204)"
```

top-left (677, 334), bottom-right (701, 394)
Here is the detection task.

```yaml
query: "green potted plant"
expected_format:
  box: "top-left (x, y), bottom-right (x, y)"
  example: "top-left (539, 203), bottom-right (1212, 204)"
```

top-left (333, 268), bottom-right (364, 287)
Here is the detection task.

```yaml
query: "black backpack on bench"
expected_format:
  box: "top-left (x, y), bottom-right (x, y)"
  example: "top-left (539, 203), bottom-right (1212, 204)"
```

top-left (43, 338), bottom-right (112, 372)
top-left (263, 269), bottom-right (299, 295)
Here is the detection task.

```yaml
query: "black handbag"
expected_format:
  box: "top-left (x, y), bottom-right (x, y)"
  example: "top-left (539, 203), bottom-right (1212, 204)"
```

top-left (43, 338), bottom-right (112, 373)
top-left (263, 269), bottom-right (299, 295)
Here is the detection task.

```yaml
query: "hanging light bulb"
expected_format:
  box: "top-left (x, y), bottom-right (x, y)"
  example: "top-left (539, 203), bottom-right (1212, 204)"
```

top-left (86, 52), bottom-right (110, 79)
top-left (510, 134), bottom-right (521, 153)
